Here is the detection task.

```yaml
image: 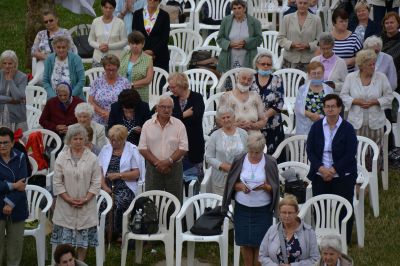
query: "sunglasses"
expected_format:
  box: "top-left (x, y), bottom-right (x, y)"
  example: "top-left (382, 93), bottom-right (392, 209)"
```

top-left (44, 19), bottom-right (54, 24)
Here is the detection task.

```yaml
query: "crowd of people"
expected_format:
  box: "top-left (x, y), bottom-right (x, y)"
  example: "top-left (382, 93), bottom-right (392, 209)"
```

top-left (0, 0), bottom-right (399, 264)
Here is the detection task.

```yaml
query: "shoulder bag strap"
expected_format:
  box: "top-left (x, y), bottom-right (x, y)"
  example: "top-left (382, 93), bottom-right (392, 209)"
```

top-left (278, 222), bottom-right (290, 264)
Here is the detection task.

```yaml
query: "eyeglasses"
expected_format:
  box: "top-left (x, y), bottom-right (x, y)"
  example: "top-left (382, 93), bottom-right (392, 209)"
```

top-left (324, 105), bottom-right (338, 110)
top-left (44, 19), bottom-right (54, 24)
top-left (158, 105), bottom-right (173, 109)
top-left (0, 141), bottom-right (11, 146)
top-left (258, 63), bottom-right (272, 67)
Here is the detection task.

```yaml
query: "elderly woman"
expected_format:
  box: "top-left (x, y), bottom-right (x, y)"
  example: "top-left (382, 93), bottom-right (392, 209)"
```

top-left (295, 61), bottom-right (334, 135)
top-left (43, 35), bottom-right (85, 100)
top-left (250, 52), bottom-right (285, 157)
top-left (331, 8), bottom-right (363, 73)
top-left (219, 70), bottom-right (266, 133)
top-left (216, 0), bottom-right (262, 73)
top-left (132, 0), bottom-right (170, 72)
top-left (370, 0), bottom-right (399, 31)
top-left (89, 0), bottom-right (127, 67)
top-left (0, 50), bottom-right (27, 131)
top-left (118, 31), bottom-right (153, 102)
top-left (348, 1), bottom-right (379, 42)
top-left (51, 124), bottom-right (101, 261)
top-left (364, 36), bottom-right (397, 90)
top-left (115, 0), bottom-right (146, 35)
top-left (39, 82), bottom-right (84, 138)
top-left (31, 10), bottom-right (76, 83)
top-left (277, 0), bottom-right (322, 71)
top-left (316, 235), bottom-right (353, 266)
top-left (0, 127), bottom-right (28, 266)
top-left (169, 73), bottom-right (205, 184)
top-left (222, 132), bottom-right (279, 266)
top-left (311, 33), bottom-right (348, 93)
top-left (54, 244), bottom-right (88, 266)
top-left (340, 49), bottom-right (393, 150)
top-left (108, 89), bottom-right (151, 145)
top-left (259, 194), bottom-right (320, 265)
top-left (98, 125), bottom-right (144, 239)
top-left (205, 106), bottom-right (248, 195)
top-left (382, 12), bottom-right (400, 93)
top-left (74, 102), bottom-right (108, 149)
top-left (88, 54), bottom-right (130, 126)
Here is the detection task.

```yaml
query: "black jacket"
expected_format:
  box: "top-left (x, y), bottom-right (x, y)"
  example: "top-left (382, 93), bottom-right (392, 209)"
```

top-left (348, 17), bottom-right (379, 41)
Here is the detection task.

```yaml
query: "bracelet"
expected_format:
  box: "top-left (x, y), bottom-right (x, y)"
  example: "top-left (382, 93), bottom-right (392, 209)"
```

top-left (119, 173), bottom-right (123, 180)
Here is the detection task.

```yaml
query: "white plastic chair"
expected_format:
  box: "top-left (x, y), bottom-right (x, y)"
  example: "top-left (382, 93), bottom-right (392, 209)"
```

top-left (149, 67), bottom-right (169, 110)
top-left (251, 2), bottom-right (274, 30)
top-left (194, 0), bottom-right (232, 37)
top-left (168, 45), bottom-right (187, 73)
top-left (26, 105), bottom-right (42, 130)
top-left (22, 129), bottom-right (63, 173)
top-left (202, 31), bottom-right (220, 47)
top-left (26, 85), bottom-right (47, 111)
top-left (183, 69), bottom-right (219, 102)
top-left (161, 0), bottom-right (196, 30)
top-left (96, 190), bottom-right (113, 266)
top-left (272, 135), bottom-right (308, 164)
top-left (24, 185), bottom-right (53, 266)
top-left (200, 166), bottom-right (212, 193)
top-left (217, 67), bottom-right (256, 92)
top-left (392, 91), bottom-right (400, 147)
top-left (298, 194), bottom-right (353, 254)
top-left (278, 161), bottom-right (312, 200)
top-left (83, 86), bottom-right (90, 102)
top-left (175, 193), bottom-right (230, 266)
top-left (28, 156), bottom-right (39, 176)
top-left (281, 113), bottom-right (294, 136)
top-left (260, 30), bottom-right (281, 56)
top-left (356, 136), bottom-right (380, 217)
top-left (68, 24), bottom-right (93, 64)
top-left (382, 119), bottom-right (391, 190)
top-left (85, 67), bottom-right (104, 86)
top-left (204, 91), bottom-right (224, 112)
top-left (170, 29), bottom-right (203, 57)
top-left (203, 111), bottom-right (216, 142)
top-left (121, 190), bottom-right (181, 266)
top-left (353, 165), bottom-right (369, 248)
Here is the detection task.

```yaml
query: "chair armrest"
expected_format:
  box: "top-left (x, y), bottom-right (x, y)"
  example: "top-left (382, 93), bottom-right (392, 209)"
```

top-left (201, 167), bottom-right (212, 193)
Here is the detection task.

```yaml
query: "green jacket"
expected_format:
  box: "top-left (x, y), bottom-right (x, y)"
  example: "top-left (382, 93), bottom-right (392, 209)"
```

top-left (216, 14), bottom-right (262, 73)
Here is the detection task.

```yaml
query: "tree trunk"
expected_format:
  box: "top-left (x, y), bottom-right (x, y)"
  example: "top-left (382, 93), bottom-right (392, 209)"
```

top-left (25, 0), bottom-right (55, 69)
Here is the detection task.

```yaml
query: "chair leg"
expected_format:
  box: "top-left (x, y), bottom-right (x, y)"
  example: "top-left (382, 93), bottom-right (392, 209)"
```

top-left (51, 244), bottom-right (56, 266)
top-left (234, 242), bottom-right (240, 266)
top-left (35, 235), bottom-right (45, 266)
top-left (368, 178), bottom-right (379, 217)
top-left (219, 238), bottom-right (228, 266)
top-left (121, 237), bottom-right (129, 266)
top-left (175, 239), bottom-right (183, 266)
top-left (135, 240), bottom-right (143, 264)
top-left (187, 241), bottom-right (195, 266)
top-left (96, 243), bottom-right (103, 266)
top-left (165, 239), bottom-right (174, 266)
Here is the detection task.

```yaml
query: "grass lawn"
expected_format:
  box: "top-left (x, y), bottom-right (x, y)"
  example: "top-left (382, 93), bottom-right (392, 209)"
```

top-left (2, 1), bottom-right (400, 265)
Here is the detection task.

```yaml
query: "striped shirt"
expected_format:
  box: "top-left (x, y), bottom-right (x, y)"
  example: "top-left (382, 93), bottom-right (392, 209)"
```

top-left (333, 32), bottom-right (363, 73)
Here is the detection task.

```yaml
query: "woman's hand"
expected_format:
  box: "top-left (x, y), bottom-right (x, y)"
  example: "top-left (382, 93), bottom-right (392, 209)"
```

top-left (106, 173), bottom-right (120, 181)
top-left (254, 182), bottom-right (272, 192)
top-left (219, 163), bottom-right (231, 172)
top-left (35, 52), bottom-right (48, 61)
top-left (352, 98), bottom-right (375, 109)
top-left (4, 68), bottom-right (16, 80)
top-left (2, 204), bottom-right (13, 215)
top-left (103, 185), bottom-right (112, 194)
top-left (13, 179), bottom-right (26, 191)
top-left (99, 43), bottom-right (109, 53)
top-left (234, 182), bottom-right (250, 193)
top-left (183, 107), bottom-right (193, 118)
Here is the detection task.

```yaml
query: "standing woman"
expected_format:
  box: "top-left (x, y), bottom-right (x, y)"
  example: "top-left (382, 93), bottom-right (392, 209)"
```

top-left (51, 124), bottom-right (101, 262)
top-left (222, 132), bottom-right (280, 266)
top-left (118, 31), bottom-right (153, 102)
top-left (250, 52), bottom-right (285, 158)
top-left (277, 0), bottom-right (322, 71)
top-left (132, 0), bottom-right (170, 72)
top-left (0, 50), bottom-right (27, 131)
top-left (0, 127), bottom-right (28, 266)
top-left (348, 1), bottom-right (379, 42)
top-left (115, 0), bottom-right (146, 35)
top-left (216, 0), bottom-right (262, 73)
top-left (89, 0), bottom-right (128, 67)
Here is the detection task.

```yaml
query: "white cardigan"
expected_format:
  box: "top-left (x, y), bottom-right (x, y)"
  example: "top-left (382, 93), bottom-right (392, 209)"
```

top-left (310, 55), bottom-right (348, 94)
top-left (88, 16), bottom-right (127, 62)
top-left (340, 71), bottom-right (393, 130)
top-left (98, 141), bottom-right (145, 194)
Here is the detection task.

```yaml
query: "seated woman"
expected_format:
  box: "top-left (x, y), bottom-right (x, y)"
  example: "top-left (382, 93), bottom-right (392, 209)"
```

top-left (348, 1), bottom-right (379, 42)
top-left (108, 89), bottom-right (151, 146)
top-left (219, 69), bottom-right (266, 133)
top-left (88, 0), bottom-right (127, 67)
top-left (205, 106), bottom-right (248, 196)
top-left (222, 131), bottom-right (280, 266)
top-left (294, 61), bottom-right (334, 135)
top-left (259, 194), bottom-right (320, 265)
top-left (98, 125), bottom-right (144, 240)
top-left (311, 33), bottom-right (348, 94)
top-left (40, 82), bottom-right (84, 138)
top-left (118, 31), bottom-right (153, 102)
top-left (0, 50), bottom-right (27, 131)
top-left (89, 54), bottom-right (130, 126)
top-left (53, 244), bottom-right (88, 266)
top-left (43, 35), bottom-right (85, 100)
top-left (31, 9), bottom-right (76, 84)
top-left (316, 235), bottom-right (353, 266)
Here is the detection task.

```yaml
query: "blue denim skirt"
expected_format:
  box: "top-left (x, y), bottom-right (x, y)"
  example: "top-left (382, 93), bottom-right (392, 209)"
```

top-left (234, 202), bottom-right (273, 247)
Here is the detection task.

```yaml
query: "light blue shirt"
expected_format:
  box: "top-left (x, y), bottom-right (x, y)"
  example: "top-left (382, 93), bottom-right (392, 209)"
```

top-left (320, 116), bottom-right (342, 177)
top-left (114, 0), bottom-right (146, 34)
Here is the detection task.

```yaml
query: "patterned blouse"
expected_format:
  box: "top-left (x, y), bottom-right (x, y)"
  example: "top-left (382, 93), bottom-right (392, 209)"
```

top-left (90, 75), bottom-right (130, 125)
top-left (305, 90), bottom-right (325, 115)
top-left (50, 57), bottom-right (70, 92)
top-left (31, 28), bottom-right (77, 56)
top-left (250, 74), bottom-right (284, 129)
top-left (277, 233), bottom-right (303, 263)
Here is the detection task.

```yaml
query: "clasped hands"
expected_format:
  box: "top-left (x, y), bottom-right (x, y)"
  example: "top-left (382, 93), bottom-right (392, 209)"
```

top-left (99, 43), bottom-right (109, 53)
top-left (230, 40), bottom-right (246, 49)
top-left (235, 182), bottom-right (271, 194)
top-left (2, 179), bottom-right (26, 215)
top-left (319, 166), bottom-right (336, 182)
top-left (353, 98), bottom-right (378, 109)
top-left (67, 197), bottom-right (88, 208)
top-left (155, 159), bottom-right (172, 174)
top-left (291, 41), bottom-right (309, 51)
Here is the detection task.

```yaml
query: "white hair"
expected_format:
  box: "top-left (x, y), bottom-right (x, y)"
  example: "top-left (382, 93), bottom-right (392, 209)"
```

top-left (247, 131), bottom-right (266, 152)
top-left (64, 124), bottom-right (88, 146)
top-left (319, 235), bottom-right (343, 254)
top-left (158, 94), bottom-right (174, 105)
top-left (216, 106), bottom-right (235, 119)
top-left (363, 36), bottom-right (383, 50)
top-left (75, 103), bottom-right (95, 117)
top-left (0, 50), bottom-right (18, 69)
top-left (253, 52), bottom-right (274, 70)
top-left (237, 69), bottom-right (254, 80)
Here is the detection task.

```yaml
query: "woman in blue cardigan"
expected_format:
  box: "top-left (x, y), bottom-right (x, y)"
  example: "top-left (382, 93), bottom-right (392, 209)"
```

top-left (43, 35), bottom-right (85, 100)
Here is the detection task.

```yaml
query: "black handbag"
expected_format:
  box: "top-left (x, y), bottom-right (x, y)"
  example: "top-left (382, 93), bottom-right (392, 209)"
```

top-left (190, 206), bottom-right (227, 236)
top-left (281, 168), bottom-right (307, 204)
top-left (72, 24), bottom-right (94, 59)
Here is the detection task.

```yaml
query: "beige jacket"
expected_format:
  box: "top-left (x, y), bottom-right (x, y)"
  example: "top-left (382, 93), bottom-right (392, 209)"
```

top-left (278, 12), bottom-right (323, 63)
top-left (53, 148), bottom-right (101, 230)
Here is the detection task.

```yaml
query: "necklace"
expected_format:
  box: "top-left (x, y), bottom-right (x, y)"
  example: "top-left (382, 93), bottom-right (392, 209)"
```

top-left (250, 161), bottom-right (259, 179)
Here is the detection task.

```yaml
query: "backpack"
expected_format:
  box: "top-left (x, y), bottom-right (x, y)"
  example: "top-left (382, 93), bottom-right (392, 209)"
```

top-left (190, 206), bottom-right (227, 236)
top-left (25, 131), bottom-right (48, 170)
top-left (188, 51), bottom-right (221, 78)
top-left (129, 197), bottom-right (159, 234)
top-left (72, 24), bottom-right (94, 59)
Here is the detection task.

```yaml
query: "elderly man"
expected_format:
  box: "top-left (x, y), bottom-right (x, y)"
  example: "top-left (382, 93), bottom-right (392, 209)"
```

top-left (138, 95), bottom-right (188, 202)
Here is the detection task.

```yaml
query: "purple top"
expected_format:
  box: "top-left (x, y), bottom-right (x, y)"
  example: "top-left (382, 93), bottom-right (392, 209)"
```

top-left (320, 54), bottom-right (337, 81)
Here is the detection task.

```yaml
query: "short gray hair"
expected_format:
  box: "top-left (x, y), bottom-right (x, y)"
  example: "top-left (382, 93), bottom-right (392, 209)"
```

top-left (75, 103), bottom-right (94, 117)
top-left (237, 69), bottom-right (254, 81)
top-left (319, 235), bottom-right (343, 254)
top-left (247, 131), bottom-right (266, 152)
top-left (355, 49), bottom-right (377, 68)
top-left (363, 36), bottom-right (383, 50)
top-left (168, 72), bottom-right (189, 90)
top-left (64, 124), bottom-right (88, 145)
top-left (158, 94), bottom-right (174, 105)
top-left (253, 52), bottom-right (274, 70)
top-left (56, 83), bottom-right (70, 95)
top-left (0, 50), bottom-right (18, 69)
top-left (216, 106), bottom-right (235, 119)
top-left (319, 32), bottom-right (335, 47)
top-left (52, 35), bottom-right (71, 49)
top-left (355, 0), bottom-right (370, 12)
